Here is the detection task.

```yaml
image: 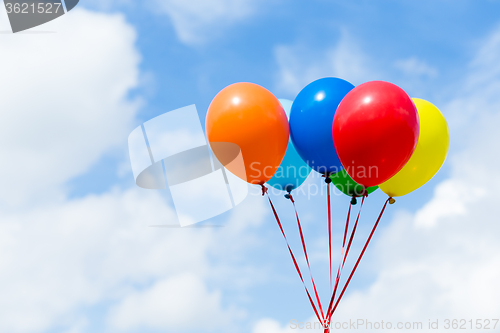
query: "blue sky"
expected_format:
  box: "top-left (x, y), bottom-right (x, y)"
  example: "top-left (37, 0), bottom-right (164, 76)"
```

top-left (1, 1), bottom-right (500, 333)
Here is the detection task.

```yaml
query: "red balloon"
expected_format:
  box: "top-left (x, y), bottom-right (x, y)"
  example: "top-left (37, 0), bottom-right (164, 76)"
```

top-left (333, 81), bottom-right (419, 187)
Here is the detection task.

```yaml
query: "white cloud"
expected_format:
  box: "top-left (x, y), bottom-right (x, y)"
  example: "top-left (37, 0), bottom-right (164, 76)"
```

top-left (80, 0), bottom-right (269, 45)
top-left (152, 0), bottom-right (262, 45)
top-left (253, 317), bottom-right (323, 333)
top-left (108, 273), bottom-right (232, 331)
top-left (467, 24), bottom-right (500, 92)
top-left (0, 188), bottom-right (178, 332)
top-left (394, 57), bottom-right (438, 78)
top-left (273, 35), bottom-right (441, 99)
top-left (61, 318), bottom-right (89, 333)
top-left (0, 185), bottom-right (269, 333)
top-left (253, 318), bottom-right (288, 333)
top-left (0, 8), bottom-right (141, 207)
top-left (444, 26), bottom-right (500, 132)
top-left (0, 3), bottom-right (10, 30)
top-left (414, 178), bottom-right (486, 228)
top-left (274, 32), bottom-right (378, 96)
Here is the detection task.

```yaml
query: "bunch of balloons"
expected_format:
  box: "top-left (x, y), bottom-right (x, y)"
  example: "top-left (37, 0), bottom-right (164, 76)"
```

top-left (205, 78), bottom-right (449, 331)
top-left (206, 78), bottom-right (449, 199)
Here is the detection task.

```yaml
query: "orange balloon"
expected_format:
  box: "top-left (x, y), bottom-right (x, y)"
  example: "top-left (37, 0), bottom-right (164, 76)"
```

top-left (206, 82), bottom-right (289, 185)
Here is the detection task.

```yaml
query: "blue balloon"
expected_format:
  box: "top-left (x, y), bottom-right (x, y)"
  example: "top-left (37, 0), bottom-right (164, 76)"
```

top-left (267, 99), bottom-right (312, 192)
top-left (290, 77), bottom-right (354, 174)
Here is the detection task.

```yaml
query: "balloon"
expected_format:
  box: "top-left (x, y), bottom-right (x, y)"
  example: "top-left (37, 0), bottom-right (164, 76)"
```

top-left (329, 169), bottom-right (378, 197)
top-left (333, 81), bottom-right (419, 187)
top-left (267, 99), bottom-right (312, 192)
top-left (290, 77), bottom-right (355, 175)
top-left (379, 98), bottom-right (449, 197)
top-left (206, 82), bottom-right (289, 185)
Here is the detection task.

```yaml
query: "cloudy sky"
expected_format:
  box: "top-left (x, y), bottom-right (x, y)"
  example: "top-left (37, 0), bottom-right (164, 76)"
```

top-left (1, 1), bottom-right (500, 332)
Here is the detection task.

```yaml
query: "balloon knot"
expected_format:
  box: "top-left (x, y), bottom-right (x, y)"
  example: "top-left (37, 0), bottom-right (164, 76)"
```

top-left (351, 197), bottom-right (357, 205)
top-left (284, 193), bottom-right (291, 200)
top-left (261, 185), bottom-right (268, 196)
top-left (325, 177), bottom-right (332, 184)
top-left (389, 197), bottom-right (396, 205)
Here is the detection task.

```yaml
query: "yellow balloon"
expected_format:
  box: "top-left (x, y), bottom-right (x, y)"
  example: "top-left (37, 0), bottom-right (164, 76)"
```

top-left (379, 98), bottom-right (450, 197)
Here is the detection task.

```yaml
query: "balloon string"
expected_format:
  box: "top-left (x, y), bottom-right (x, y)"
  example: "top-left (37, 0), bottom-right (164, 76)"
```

top-left (289, 194), bottom-right (325, 321)
top-left (327, 197), bottom-right (391, 322)
top-left (323, 200), bottom-right (352, 333)
top-left (330, 200), bottom-right (354, 308)
top-left (327, 183), bottom-right (332, 293)
top-left (262, 186), bottom-right (324, 324)
top-left (342, 195), bottom-right (365, 267)
top-left (325, 194), bottom-right (365, 325)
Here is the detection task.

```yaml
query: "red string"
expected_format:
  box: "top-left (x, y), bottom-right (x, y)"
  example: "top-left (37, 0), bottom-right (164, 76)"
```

top-left (327, 183), bottom-right (332, 292)
top-left (289, 194), bottom-right (325, 321)
top-left (327, 197), bottom-right (391, 322)
top-left (263, 186), bottom-right (324, 324)
top-left (323, 200), bottom-right (351, 333)
top-left (342, 203), bottom-right (353, 265)
top-left (330, 201), bottom-right (353, 312)
top-left (342, 195), bottom-right (366, 267)
top-left (325, 194), bottom-right (365, 325)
